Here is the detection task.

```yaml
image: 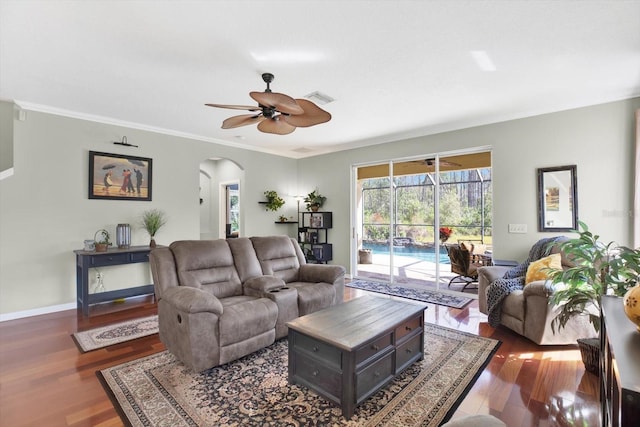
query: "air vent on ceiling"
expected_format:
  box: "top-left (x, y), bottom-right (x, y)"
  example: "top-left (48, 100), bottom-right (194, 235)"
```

top-left (304, 91), bottom-right (334, 105)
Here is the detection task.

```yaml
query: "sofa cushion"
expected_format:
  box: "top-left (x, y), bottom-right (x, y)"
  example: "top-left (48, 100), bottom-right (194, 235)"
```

top-left (525, 253), bottom-right (562, 285)
top-left (170, 240), bottom-right (243, 298)
top-left (287, 281), bottom-right (336, 316)
top-left (251, 236), bottom-right (301, 283)
top-left (227, 237), bottom-right (263, 282)
top-left (219, 297), bottom-right (278, 346)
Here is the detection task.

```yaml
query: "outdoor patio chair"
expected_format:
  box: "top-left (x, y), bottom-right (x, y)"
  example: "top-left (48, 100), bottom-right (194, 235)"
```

top-left (446, 242), bottom-right (487, 291)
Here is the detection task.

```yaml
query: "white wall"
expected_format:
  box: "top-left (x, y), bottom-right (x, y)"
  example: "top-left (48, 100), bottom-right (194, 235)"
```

top-left (0, 108), bottom-right (297, 315)
top-left (298, 98), bottom-right (640, 270)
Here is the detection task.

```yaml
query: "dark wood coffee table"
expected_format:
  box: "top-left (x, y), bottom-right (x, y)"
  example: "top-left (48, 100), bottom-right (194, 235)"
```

top-left (286, 295), bottom-right (427, 418)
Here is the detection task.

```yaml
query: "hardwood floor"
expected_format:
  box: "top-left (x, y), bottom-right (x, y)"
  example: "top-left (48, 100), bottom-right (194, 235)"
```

top-left (0, 289), bottom-right (599, 426)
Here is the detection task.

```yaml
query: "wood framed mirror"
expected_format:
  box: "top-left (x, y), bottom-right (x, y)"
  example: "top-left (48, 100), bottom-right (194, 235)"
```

top-left (537, 165), bottom-right (578, 232)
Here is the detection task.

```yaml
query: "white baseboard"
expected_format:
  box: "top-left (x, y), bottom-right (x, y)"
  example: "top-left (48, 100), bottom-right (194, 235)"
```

top-left (0, 302), bottom-right (76, 322)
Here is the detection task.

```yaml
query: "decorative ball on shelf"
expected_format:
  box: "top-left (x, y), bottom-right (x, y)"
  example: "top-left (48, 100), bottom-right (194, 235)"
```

top-left (623, 283), bottom-right (640, 332)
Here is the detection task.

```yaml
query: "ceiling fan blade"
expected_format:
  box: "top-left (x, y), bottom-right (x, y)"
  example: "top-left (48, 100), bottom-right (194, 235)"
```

top-left (250, 91), bottom-right (304, 115)
top-left (221, 114), bottom-right (265, 129)
top-left (283, 99), bottom-right (332, 127)
top-left (257, 115), bottom-right (296, 135)
top-left (205, 103), bottom-right (261, 111)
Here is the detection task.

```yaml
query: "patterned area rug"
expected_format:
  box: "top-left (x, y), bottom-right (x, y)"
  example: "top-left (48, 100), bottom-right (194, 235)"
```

top-left (98, 323), bottom-right (499, 426)
top-left (347, 280), bottom-right (472, 309)
top-left (72, 315), bottom-right (158, 352)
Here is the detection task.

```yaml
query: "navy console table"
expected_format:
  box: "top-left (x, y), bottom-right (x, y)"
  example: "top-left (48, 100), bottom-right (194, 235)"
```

top-left (74, 246), bottom-right (155, 316)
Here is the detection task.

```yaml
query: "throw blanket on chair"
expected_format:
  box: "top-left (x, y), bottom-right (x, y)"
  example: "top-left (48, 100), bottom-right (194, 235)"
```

top-left (487, 237), bottom-right (564, 327)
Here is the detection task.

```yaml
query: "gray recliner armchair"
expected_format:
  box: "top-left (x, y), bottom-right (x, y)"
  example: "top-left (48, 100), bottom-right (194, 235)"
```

top-left (478, 239), bottom-right (596, 345)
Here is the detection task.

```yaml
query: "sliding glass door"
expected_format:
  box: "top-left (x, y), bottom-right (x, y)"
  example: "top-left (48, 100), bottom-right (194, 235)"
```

top-left (354, 151), bottom-right (492, 293)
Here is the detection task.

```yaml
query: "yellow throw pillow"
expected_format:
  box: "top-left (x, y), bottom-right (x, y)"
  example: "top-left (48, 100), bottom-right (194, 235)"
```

top-left (525, 253), bottom-right (562, 285)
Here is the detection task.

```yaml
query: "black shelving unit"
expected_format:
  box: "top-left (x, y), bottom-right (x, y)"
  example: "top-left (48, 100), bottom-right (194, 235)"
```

top-left (298, 211), bottom-right (332, 263)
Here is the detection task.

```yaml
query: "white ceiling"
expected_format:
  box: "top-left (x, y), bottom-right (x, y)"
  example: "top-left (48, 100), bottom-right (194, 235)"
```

top-left (1, 1), bottom-right (639, 159)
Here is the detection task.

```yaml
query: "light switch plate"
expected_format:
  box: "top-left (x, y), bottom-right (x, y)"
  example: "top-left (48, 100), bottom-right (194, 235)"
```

top-left (508, 223), bottom-right (527, 233)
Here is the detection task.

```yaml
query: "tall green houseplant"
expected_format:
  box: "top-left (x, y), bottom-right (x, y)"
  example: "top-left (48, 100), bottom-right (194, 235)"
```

top-left (548, 221), bottom-right (639, 334)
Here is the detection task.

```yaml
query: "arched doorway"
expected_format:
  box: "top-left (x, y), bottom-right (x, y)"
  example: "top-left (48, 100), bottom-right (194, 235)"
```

top-left (199, 158), bottom-right (244, 240)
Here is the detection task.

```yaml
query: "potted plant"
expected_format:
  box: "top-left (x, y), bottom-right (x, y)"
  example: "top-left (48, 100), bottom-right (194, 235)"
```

top-left (264, 190), bottom-right (285, 211)
top-left (304, 190), bottom-right (326, 211)
top-left (548, 221), bottom-right (640, 371)
top-left (140, 209), bottom-right (167, 248)
top-left (439, 226), bottom-right (453, 243)
top-left (94, 229), bottom-right (111, 252)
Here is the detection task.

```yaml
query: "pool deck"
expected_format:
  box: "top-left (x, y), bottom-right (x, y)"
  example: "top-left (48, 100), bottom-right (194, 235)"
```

top-left (356, 252), bottom-right (479, 296)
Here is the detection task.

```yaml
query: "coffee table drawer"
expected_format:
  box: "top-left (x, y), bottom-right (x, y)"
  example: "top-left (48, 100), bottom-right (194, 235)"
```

top-left (355, 332), bottom-right (392, 366)
top-left (396, 332), bottom-right (422, 373)
top-left (356, 351), bottom-right (394, 402)
top-left (395, 314), bottom-right (422, 341)
top-left (294, 351), bottom-right (342, 400)
top-left (293, 333), bottom-right (342, 368)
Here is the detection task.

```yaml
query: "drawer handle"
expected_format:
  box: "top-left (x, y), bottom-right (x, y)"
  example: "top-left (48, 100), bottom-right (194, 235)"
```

top-left (312, 346), bottom-right (319, 352)
top-left (374, 371), bottom-right (381, 378)
top-left (312, 370), bottom-right (319, 377)
top-left (406, 348), bottom-right (412, 354)
top-left (108, 257), bottom-right (114, 261)
top-left (371, 344), bottom-right (379, 351)
top-left (405, 326), bottom-right (412, 331)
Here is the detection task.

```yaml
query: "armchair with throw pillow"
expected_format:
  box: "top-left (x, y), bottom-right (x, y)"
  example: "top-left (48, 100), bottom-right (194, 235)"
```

top-left (478, 237), bottom-right (596, 345)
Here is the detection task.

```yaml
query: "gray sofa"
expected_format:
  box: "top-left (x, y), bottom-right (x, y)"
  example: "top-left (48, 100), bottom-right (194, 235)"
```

top-left (478, 241), bottom-right (596, 345)
top-left (149, 235), bottom-right (345, 371)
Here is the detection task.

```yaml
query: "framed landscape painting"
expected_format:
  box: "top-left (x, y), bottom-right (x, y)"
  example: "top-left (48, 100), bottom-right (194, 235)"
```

top-left (88, 151), bottom-right (152, 201)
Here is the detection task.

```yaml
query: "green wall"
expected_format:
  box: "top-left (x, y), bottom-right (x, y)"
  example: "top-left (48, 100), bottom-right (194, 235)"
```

top-left (1, 97), bottom-right (638, 317)
top-left (299, 98), bottom-right (640, 271)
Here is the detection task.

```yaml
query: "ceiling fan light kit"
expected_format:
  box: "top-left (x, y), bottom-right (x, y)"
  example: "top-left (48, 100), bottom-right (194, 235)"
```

top-left (206, 73), bottom-right (331, 135)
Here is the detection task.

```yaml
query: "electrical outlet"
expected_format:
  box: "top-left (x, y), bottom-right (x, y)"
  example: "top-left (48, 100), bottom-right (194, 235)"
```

top-left (508, 223), bottom-right (528, 233)
top-left (96, 272), bottom-right (103, 281)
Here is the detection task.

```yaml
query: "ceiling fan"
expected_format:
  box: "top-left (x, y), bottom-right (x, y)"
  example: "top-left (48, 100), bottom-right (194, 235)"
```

top-left (412, 158), bottom-right (462, 167)
top-left (205, 73), bottom-right (331, 135)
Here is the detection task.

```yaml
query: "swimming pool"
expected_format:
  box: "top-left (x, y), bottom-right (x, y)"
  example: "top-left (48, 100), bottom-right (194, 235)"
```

top-left (363, 242), bottom-right (450, 264)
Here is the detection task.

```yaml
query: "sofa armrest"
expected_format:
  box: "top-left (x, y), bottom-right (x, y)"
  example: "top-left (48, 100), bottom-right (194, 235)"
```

top-left (162, 286), bottom-right (223, 315)
top-left (477, 266), bottom-right (511, 314)
top-left (299, 264), bottom-right (346, 283)
top-left (244, 275), bottom-right (286, 292)
top-left (523, 280), bottom-right (555, 298)
top-left (478, 266), bottom-right (511, 284)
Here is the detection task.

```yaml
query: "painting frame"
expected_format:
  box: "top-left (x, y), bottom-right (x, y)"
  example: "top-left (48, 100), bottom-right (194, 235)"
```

top-left (537, 165), bottom-right (578, 232)
top-left (88, 151), bottom-right (153, 201)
